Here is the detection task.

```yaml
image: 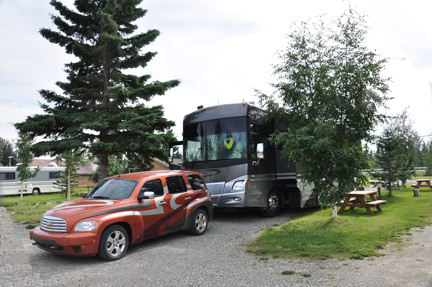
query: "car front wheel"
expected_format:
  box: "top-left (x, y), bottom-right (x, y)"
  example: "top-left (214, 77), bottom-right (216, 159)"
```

top-left (98, 225), bottom-right (129, 261)
top-left (189, 209), bottom-right (208, 235)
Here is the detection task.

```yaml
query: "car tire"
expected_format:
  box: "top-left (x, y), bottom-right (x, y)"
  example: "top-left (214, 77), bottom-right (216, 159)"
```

top-left (98, 225), bottom-right (129, 261)
top-left (262, 189), bottom-right (280, 217)
top-left (189, 209), bottom-right (208, 235)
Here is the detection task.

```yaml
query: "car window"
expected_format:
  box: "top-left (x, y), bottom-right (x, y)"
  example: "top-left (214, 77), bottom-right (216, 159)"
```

top-left (187, 174), bottom-right (205, 190)
top-left (142, 179), bottom-right (164, 197)
top-left (88, 179), bottom-right (138, 199)
top-left (166, 176), bottom-right (187, 194)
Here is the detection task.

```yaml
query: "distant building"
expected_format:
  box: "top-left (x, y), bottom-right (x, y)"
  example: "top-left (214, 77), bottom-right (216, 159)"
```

top-left (151, 158), bottom-right (169, 171)
top-left (76, 163), bottom-right (96, 187)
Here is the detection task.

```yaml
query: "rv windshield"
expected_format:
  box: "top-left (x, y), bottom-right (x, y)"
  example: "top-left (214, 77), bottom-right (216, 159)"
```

top-left (184, 118), bottom-right (247, 162)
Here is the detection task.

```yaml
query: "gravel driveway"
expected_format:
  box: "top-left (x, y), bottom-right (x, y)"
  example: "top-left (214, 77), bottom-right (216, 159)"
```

top-left (1, 206), bottom-right (432, 287)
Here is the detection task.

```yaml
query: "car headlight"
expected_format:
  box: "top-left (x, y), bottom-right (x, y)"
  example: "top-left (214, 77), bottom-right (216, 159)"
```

top-left (74, 221), bottom-right (98, 232)
top-left (232, 180), bottom-right (244, 191)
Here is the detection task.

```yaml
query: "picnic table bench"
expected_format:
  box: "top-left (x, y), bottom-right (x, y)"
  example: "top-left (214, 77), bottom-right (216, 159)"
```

top-left (339, 190), bottom-right (387, 215)
top-left (411, 179), bottom-right (432, 191)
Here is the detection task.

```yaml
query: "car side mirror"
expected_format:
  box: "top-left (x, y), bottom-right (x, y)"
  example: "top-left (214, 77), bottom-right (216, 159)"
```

top-left (138, 191), bottom-right (155, 201)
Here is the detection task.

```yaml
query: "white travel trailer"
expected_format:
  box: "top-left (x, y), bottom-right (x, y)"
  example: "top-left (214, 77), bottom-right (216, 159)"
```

top-left (0, 166), bottom-right (66, 196)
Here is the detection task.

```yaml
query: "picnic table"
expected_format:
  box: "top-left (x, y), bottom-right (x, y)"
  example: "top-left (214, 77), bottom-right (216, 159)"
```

top-left (411, 179), bottom-right (432, 191)
top-left (338, 190), bottom-right (387, 215)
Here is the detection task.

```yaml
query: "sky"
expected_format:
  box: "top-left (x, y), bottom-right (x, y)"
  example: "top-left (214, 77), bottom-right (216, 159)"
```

top-left (1, 0), bottom-right (431, 145)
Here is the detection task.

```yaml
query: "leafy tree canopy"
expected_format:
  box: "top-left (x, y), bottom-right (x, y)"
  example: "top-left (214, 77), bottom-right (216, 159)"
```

top-left (259, 8), bottom-right (390, 217)
top-left (15, 0), bottom-right (179, 181)
top-left (16, 133), bottom-right (40, 200)
top-left (0, 137), bottom-right (15, 166)
top-left (374, 110), bottom-right (418, 195)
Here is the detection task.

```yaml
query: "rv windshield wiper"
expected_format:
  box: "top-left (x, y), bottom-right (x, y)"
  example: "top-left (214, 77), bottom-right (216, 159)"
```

top-left (91, 196), bottom-right (110, 199)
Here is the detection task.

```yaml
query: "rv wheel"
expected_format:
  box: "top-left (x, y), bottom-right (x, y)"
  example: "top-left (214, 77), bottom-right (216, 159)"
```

top-left (32, 188), bottom-right (41, 195)
top-left (262, 190), bottom-right (280, 217)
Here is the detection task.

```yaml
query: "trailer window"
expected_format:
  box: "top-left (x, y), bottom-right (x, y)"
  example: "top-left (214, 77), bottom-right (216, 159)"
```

top-left (0, 172), bottom-right (15, 180)
top-left (49, 172), bottom-right (61, 179)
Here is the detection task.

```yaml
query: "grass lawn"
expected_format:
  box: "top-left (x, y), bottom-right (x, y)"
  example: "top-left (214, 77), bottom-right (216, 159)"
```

top-left (0, 189), bottom-right (85, 228)
top-left (248, 187), bottom-right (432, 260)
top-left (412, 170), bottom-right (432, 180)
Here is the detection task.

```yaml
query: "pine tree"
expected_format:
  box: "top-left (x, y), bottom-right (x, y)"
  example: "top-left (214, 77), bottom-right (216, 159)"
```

top-left (15, 0), bottom-right (179, 181)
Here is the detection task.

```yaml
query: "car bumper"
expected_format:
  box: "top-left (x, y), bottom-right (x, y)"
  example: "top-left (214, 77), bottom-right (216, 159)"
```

top-left (30, 227), bottom-right (99, 256)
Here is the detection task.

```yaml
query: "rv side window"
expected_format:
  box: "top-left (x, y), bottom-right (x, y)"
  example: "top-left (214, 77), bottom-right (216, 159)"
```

top-left (0, 172), bottom-right (15, 180)
top-left (250, 124), bottom-right (269, 160)
top-left (256, 143), bottom-right (264, 159)
top-left (49, 172), bottom-right (60, 179)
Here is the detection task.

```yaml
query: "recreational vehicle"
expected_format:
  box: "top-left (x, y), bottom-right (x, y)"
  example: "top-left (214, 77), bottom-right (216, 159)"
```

top-left (171, 102), bottom-right (315, 216)
top-left (0, 166), bottom-right (65, 196)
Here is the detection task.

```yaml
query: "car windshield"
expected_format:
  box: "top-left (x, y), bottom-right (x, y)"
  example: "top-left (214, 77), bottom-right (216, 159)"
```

top-left (87, 179), bottom-right (138, 200)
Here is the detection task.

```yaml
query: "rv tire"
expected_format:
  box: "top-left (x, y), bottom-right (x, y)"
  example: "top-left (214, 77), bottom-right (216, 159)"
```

top-left (32, 188), bottom-right (41, 195)
top-left (262, 189), bottom-right (280, 217)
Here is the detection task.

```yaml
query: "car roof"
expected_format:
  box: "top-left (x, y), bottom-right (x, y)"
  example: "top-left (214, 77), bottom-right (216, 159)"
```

top-left (106, 170), bottom-right (201, 181)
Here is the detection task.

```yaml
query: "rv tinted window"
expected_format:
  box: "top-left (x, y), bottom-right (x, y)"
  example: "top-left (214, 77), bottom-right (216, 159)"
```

top-left (0, 172), bottom-right (15, 180)
top-left (184, 117), bottom-right (247, 162)
top-left (184, 122), bottom-right (205, 162)
top-left (49, 172), bottom-right (60, 179)
top-left (206, 118), bottom-right (247, 161)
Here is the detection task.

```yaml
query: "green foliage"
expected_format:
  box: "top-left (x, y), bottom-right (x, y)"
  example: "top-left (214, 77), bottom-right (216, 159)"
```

top-left (54, 150), bottom-right (88, 200)
top-left (248, 187), bottom-right (432, 259)
top-left (259, 8), bottom-right (389, 214)
top-left (15, 133), bottom-right (40, 200)
top-left (0, 137), bottom-right (15, 166)
top-left (15, 0), bottom-right (179, 181)
top-left (424, 141), bottom-right (432, 176)
top-left (373, 110), bottom-right (417, 194)
top-left (92, 154), bottom-right (130, 182)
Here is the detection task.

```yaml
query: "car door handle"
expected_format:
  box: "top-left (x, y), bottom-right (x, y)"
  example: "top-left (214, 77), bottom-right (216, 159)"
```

top-left (159, 201), bottom-right (167, 205)
top-left (185, 197), bottom-right (191, 200)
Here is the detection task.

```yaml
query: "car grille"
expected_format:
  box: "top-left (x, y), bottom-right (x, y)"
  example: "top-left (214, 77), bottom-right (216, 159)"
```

top-left (40, 216), bottom-right (67, 233)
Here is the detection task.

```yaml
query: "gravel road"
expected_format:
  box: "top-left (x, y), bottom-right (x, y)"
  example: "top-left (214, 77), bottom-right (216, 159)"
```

top-left (1, 206), bottom-right (432, 287)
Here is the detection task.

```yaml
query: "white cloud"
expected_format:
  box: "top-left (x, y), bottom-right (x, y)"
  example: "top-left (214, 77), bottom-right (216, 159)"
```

top-left (0, 0), bottom-right (431, 144)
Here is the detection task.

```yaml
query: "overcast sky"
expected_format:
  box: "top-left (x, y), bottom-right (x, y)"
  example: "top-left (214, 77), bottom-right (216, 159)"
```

top-left (1, 0), bottom-right (431, 145)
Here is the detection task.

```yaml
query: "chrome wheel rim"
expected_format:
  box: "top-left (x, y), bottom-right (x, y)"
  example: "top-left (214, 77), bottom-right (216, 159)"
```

top-left (195, 212), bottom-right (207, 233)
top-left (268, 193), bottom-right (279, 212)
top-left (106, 230), bottom-right (126, 257)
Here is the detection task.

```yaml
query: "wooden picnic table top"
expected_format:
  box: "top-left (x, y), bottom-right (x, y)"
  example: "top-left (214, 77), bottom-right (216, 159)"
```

top-left (346, 190), bottom-right (377, 196)
top-left (416, 179), bottom-right (431, 183)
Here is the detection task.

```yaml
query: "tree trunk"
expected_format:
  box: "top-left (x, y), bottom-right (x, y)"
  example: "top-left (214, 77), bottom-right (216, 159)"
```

top-left (330, 183), bottom-right (338, 219)
top-left (67, 169), bottom-right (70, 201)
top-left (332, 204), bottom-right (338, 219)
top-left (98, 152), bottom-right (109, 182)
top-left (20, 181), bottom-right (24, 201)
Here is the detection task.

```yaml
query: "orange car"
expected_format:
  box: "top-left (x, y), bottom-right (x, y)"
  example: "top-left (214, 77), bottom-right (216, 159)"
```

top-left (30, 170), bottom-right (213, 261)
